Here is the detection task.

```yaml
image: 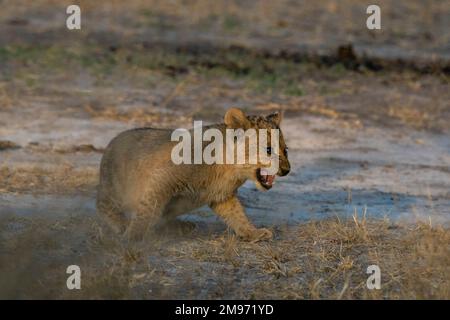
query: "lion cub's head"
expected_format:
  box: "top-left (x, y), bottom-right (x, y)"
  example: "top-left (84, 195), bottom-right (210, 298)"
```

top-left (224, 108), bottom-right (291, 191)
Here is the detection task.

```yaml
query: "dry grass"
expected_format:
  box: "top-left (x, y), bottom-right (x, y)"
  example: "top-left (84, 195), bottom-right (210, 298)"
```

top-left (1, 210), bottom-right (448, 299)
top-left (0, 165), bottom-right (98, 195)
top-left (387, 105), bottom-right (441, 131)
top-left (4, 42), bottom-right (447, 131)
top-left (0, 140), bottom-right (21, 151)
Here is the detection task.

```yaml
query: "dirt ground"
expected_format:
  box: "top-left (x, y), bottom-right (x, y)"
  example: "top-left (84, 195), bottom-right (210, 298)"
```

top-left (0, 0), bottom-right (449, 299)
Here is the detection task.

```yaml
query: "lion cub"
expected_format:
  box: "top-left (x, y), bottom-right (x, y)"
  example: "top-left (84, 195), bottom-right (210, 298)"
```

top-left (97, 108), bottom-right (290, 241)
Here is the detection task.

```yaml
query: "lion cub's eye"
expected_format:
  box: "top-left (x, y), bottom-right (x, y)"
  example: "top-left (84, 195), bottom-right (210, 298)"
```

top-left (285, 147), bottom-right (288, 155)
top-left (266, 147), bottom-right (272, 155)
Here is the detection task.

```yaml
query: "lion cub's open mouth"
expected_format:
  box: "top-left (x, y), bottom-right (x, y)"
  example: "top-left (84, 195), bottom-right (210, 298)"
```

top-left (257, 168), bottom-right (276, 189)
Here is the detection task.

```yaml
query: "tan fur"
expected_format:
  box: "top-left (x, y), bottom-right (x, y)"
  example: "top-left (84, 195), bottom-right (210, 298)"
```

top-left (96, 108), bottom-right (291, 241)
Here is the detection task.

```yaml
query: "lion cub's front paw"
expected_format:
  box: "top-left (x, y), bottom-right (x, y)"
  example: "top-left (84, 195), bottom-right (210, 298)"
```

top-left (253, 228), bottom-right (273, 242)
top-left (241, 227), bottom-right (273, 242)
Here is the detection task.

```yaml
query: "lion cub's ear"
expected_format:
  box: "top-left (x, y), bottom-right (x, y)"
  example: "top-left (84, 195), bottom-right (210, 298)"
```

top-left (266, 111), bottom-right (282, 127)
top-left (224, 108), bottom-right (251, 129)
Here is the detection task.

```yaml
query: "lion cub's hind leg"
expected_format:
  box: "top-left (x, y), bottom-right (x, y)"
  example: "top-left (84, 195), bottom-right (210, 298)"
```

top-left (96, 193), bottom-right (129, 234)
top-left (124, 193), bottom-right (169, 242)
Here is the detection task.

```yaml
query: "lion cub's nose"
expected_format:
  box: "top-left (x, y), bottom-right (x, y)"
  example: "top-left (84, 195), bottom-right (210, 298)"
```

top-left (279, 167), bottom-right (290, 176)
